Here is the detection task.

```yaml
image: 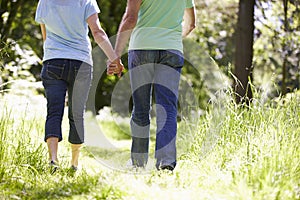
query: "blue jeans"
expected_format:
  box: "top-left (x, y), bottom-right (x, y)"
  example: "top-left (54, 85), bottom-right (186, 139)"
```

top-left (128, 50), bottom-right (184, 169)
top-left (41, 59), bottom-right (92, 144)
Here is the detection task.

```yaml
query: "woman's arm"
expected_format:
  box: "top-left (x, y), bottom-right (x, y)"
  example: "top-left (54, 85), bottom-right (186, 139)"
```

top-left (87, 13), bottom-right (118, 62)
top-left (87, 13), bottom-right (123, 76)
top-left (40, 24), bottom-right (46, 42)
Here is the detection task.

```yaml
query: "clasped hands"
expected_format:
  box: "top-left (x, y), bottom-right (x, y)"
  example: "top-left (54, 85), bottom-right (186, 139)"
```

top-left (106, 59), bottom-right (124, 77)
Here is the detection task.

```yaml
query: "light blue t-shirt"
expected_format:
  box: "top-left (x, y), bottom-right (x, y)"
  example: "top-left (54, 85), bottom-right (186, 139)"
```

top-left (35, 0), bottom-right (100, 65)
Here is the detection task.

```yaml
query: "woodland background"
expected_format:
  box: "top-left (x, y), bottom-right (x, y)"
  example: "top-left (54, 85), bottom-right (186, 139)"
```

top-left (1, 0), bottom-right (299, 110)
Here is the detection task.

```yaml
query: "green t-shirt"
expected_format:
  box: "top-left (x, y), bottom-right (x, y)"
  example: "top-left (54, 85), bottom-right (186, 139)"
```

top-left (129, 0), bottom-right (194, 53)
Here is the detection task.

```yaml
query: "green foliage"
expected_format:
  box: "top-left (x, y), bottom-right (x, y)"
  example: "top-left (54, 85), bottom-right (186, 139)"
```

top-left (1, 0), bottom-right (300, 110)
top-left (0, 0), bottom-right (41, 86)
top-left (96, 0), bottom-right (127, 37)
top-left (193, 0), bottom-right (238, 72)
top-left (253, 1), bottom-right (300, 95)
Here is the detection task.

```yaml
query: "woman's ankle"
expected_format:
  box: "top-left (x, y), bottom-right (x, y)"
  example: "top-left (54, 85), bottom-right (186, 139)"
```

top-left (71, 144), bottom-right (82, 167)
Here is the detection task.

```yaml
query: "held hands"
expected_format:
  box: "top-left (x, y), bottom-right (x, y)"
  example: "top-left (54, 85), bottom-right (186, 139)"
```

top-left (106, 59), bottom-right (124, 77)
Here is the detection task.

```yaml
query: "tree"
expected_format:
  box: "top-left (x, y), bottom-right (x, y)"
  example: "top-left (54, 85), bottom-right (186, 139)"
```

top-left (253, 0), bottom-right (300, 97)
top-left (280, 0), bottom-right (300, 95)
top-left (0, 0), bottom-right (25, 45)
top-left (193, 0), bottom-right (238, 73)
top-left (233, 0), bottom-right (255, 104)
top-left (0, 0), bottom-right (41, 84)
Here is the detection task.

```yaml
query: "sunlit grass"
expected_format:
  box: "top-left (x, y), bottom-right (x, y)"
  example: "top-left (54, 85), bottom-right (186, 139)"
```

top-left (1, 81), bottom-right (299, 199)
top-left (0, 85), bottom-right (126, 199)
top-left (88, 91), bottom-right (299, 200)
top-left (184, 91), bottom-right (300, 199)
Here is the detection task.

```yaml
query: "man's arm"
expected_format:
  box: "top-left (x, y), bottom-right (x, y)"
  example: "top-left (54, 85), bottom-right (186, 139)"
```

top-left (115, 0), bottom-right (142, 58)
top-left (182, 7), bottom-right (196, 37)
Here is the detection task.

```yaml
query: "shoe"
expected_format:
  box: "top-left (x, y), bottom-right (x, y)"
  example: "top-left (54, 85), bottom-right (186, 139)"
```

top-left (159, 165), bottom-right (174, 171)
top-left (49, 160), bottom-right (59, 174)
top-left (125, 159), bottom-right (146, 172)
top-left (70, 165), bottom-right (78, 171)
top-left (68, 165), bottom-right (78, 176)
top-left (126, 159), bottom-right (137, 169)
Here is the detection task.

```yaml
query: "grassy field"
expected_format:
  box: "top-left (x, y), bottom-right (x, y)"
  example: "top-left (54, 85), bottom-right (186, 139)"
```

top-left (0, 81), bottom-right (299, 199)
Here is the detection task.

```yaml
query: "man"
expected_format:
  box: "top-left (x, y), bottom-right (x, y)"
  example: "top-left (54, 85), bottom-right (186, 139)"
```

top-left (113, 0), bottom-right (196, 171)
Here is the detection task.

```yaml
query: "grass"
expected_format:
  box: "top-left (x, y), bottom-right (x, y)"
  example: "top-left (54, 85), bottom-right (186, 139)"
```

top-left (189, 97), bottom-right (300, 199)
top-left (0, 82), bottom-right (299, 199)
top-left (0, 87), bottom-right (125, 199)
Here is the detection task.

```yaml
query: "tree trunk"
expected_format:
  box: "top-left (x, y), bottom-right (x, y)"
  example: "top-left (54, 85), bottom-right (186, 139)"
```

top-left (0, 0), bottom-right (9, 40)
top-left (281, 0), bottom-right (288, 95)
top-left (234, 0), bottom-right (255, 104)
top-left (0, 0), bottom-right (24, 45)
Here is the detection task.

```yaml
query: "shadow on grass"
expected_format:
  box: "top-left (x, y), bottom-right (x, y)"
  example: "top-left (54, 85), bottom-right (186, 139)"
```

top-left (99, 120), bottom-right (156, 141)
top-left (84, 146), bottom-right (132, 171)
top-left (85, 146), bottom-right (130, 160)
top-left (13, 170), bottom-right (125, 199)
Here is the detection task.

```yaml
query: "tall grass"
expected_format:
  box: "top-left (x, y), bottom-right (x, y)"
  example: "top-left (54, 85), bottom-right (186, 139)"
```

top-left (1, 82), bottom-right (299, 199)
top-left (0, 103), bottom-right (49, 197)
top-left (88, 88), bottom-right (300, 199)
top-left (184, 90), bottom-right (300, 199)
top-left (0, 106), bottom-right (10, 181)
top-left (0, 93), bottom-right (125, 199)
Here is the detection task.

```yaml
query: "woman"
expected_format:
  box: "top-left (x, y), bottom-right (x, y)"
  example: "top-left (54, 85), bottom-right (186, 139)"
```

top-left (35, 0), bottom-right (123, 173)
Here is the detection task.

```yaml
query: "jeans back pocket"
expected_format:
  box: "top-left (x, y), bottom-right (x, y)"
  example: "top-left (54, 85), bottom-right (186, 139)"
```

top-left (41, 59), bottom-right (65, 80)
top-left (161, 50), bottom-right (184, 68)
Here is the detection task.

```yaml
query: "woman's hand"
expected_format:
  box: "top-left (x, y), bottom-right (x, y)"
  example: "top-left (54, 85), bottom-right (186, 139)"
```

top-left (106, 59), bottom-right (124, 77)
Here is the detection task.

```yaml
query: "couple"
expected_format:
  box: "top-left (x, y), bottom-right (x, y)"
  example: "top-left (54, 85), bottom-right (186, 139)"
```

top-left (35, 0), bottom-right (196, 173)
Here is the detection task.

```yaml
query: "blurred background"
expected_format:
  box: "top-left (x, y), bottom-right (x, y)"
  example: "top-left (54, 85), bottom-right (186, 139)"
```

top-left (0, 0), bottom-right (299, 113)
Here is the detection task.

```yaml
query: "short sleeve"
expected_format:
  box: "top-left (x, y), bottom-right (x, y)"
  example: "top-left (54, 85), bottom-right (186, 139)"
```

top-left (186, 0), bottom-right (195, 8)
top-left (35, 0), bottom-right (45, 24)
top-left (85, 0), bottom-right (100, 20)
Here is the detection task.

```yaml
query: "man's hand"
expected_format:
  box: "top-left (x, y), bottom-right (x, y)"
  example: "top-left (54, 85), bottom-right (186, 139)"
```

top-left (182, 7), bottom-right (196, 37)
top-left (107, 59), bottom-right (124, 77)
